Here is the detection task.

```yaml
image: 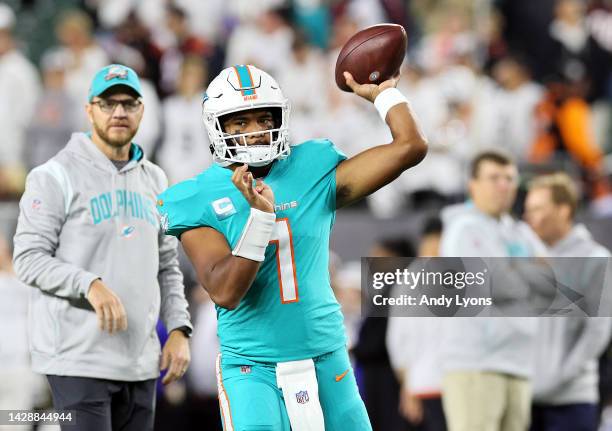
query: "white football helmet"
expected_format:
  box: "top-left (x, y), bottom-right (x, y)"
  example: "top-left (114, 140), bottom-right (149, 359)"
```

top-left (202, 65), bottom-right (290, 167)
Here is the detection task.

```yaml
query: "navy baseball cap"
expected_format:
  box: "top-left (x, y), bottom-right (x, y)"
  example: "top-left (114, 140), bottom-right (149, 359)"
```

top-left (88, 64), bottom-right (142, 102)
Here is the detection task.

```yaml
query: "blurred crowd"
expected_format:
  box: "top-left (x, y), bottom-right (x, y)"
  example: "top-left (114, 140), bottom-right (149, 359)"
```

top-left (0, 0), bottom-right (610, 214)
top-left (0, 0), bottom-right (612, 430)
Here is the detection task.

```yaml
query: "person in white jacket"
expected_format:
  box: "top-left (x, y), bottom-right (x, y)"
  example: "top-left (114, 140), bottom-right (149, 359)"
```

top-left (525, 172), bottom-right (611, 431)
top-left (440, 151), bottom-right (546, 431)
top-left (13, 64), bottom-right (192, 431)
top-left (0, 4), bottom-right (40, 197)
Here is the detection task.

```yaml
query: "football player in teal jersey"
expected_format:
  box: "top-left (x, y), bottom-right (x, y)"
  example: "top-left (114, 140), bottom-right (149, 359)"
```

top-left (157, 64), bottom-right (427, 431)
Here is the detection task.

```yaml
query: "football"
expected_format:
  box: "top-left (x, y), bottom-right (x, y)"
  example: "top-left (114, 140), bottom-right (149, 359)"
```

top-left (335, 23), bottom-right (408, 92)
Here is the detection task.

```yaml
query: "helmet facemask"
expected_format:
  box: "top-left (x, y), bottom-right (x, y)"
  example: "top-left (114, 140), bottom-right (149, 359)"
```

top-left (206, 106), bottom-right (290, 167)
top-left (203, 65), bottom-right (291, 167)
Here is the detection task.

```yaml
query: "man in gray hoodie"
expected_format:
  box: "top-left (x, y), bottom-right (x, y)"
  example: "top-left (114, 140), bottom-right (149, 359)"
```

top-left (12, 64), bottom-right (192, 431)
top-left (440, 151), bottom-right (546, 431)
top-left (525, 173), bottom-right (611, 431)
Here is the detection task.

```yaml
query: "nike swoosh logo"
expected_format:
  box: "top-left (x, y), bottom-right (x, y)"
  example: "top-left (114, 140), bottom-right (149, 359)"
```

top-left (335, 369), bottom-right (349, 382)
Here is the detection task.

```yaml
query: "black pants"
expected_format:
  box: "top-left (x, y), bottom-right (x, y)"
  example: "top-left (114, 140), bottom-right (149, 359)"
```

top-left (46, 375), bottom-right (156, 431)
top-left (531, 403), bottom-right (599, 431)
top-left (408, 398), bottom-right (447, 431)
top-left (360, 363), bottom-right (409, 431)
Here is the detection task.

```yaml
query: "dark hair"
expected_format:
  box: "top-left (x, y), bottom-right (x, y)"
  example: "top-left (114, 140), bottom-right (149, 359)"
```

top-left (493, 52), bottom-right (532, 76)
top-left (167, 3), bottom-right (187, 19)
top-left (470, 150), bottom-right (514, 178)
top-left (376, 238), bottom-right (416, 257)
top-left (421, 216), bottom-right (442, 236)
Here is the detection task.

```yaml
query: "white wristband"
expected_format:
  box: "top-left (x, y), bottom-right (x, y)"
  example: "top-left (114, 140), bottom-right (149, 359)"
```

top-left (232, 208), bottom-right (276, 262)
top-left (373, 88), bottom-right (409, 122)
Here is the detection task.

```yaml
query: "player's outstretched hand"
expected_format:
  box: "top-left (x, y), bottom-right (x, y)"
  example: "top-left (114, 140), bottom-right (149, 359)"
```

top-left (343, 71), bottom-right (399, 103)
top-left (231, 164), bottom-right (275, 213)
top-left (87, 279), bottom-right (128, 334)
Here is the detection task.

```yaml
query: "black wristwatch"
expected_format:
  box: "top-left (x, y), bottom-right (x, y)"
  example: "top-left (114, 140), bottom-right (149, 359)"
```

top-left (172, 326), bottom-right (192, 338)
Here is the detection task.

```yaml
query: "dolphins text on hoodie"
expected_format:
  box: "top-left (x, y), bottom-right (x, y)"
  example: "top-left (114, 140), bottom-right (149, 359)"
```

top-left (13, 132), bottom-right (192, 381)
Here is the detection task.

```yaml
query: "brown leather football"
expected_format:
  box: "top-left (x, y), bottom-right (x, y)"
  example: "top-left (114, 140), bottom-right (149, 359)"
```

top-left (335, 23), bottom-right (407, 92)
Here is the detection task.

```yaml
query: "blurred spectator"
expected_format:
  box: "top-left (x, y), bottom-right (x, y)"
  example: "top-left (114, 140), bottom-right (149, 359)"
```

top-left (466, 55), bottom-right (541, 163)
top-left (487, 55), bottom-right (543, 160)
top-left (496, 0), bottom-right (558, 81)
top-left (524, 173), bottom-right (611, 431)
top-left (549, 0), bottom-right (590, 86)
top-left (92, 0), bottom-right (166, 34)
top-left (129, 59), bottom-right (162, 159)
top-left (157, 55), bottom-right (212, 184)
top-left (387, 217), bottom-right (448, 431)
top-left (530, 75), bottom-right (612, 213)
top-left (0, 3), bottom-right (40, 198)
top-left (439, 151), bottom-right (544, 431)
top-left (24, 49), bottom-right (78, 170)
top-left (172, 0), bottom-right (225, 44)
top-left (353, 238), bottom-right (416, 431)
top-left (415, 6), bottom-right (478, 74)
top-left (110, 12), bottom-right (164, 96)
top-left (277, 31), bottom-right (328, 143)
top-left (53, 9), bottom-right (109, 129)
top-left (344, 0), bottom-right (388, 29)
top-left (585, 0), bottom-right (612, 154)
top-left (0, 233), bottom-right (41, 422)
top-left (586, 0), bottom-right (612, 96)
top-left (329, 251), bottom-right (362, 350)
top-left (98, 15), bottom-right (163, 157)
top-left (224, 6), bottom-right (293, 76)
top-left (418, 216), bottom-right (443, 257)
top-left (479, 8), bottom-right (510, 71)
top-left (160, 3), bottom-right (211, 96)
top-left (224, 0), bottom-right (287, 23)
top-left (292, 0), bottom-right (332, 49)
top-left (395, 63), bottom-right (470, 204)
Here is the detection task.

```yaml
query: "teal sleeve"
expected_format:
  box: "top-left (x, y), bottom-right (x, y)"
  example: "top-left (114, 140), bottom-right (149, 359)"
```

top-left (157, 181), bottom-right (218, 238)
top-left (294, 139), bottom-right (346, 177)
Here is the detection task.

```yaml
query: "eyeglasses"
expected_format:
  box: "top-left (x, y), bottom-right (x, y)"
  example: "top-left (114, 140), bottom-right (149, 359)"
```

top-left (91, 98), bottom-right (142, 114)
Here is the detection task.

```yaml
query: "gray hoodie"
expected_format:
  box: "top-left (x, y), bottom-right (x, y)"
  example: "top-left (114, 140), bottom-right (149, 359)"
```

top-left (533, 224), bottom-right (611, 405)
top-left (13, 132), bottom-right (192, 381)
top-left (439, 203), bottom-right (545, 378)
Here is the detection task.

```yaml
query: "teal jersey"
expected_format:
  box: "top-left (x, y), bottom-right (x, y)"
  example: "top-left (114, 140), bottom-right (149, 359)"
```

top-left (157, 140), bottom-right (348, 362)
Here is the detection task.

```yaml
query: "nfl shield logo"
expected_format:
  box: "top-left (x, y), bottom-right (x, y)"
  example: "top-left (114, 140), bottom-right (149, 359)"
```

top-left (295, 390), bottom-right (309, 404)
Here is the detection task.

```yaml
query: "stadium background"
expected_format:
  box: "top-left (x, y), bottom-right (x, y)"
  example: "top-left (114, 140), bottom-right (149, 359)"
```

top-left (0, 0), bottom-right (611, 430)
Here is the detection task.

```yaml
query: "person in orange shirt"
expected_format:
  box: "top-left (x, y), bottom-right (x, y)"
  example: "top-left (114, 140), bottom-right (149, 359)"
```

top-left (531, 76), bottom-right (611, 203)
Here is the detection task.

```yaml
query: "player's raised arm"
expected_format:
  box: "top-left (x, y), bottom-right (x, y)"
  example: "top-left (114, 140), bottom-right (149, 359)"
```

top-left (335, 72), bottom-right (428, 208)
top-left (181, 164), bottom-right (276, 310)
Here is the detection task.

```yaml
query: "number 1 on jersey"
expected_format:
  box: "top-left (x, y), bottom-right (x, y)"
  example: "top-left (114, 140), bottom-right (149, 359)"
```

top-left (269, 218), bottom-right (298, 303)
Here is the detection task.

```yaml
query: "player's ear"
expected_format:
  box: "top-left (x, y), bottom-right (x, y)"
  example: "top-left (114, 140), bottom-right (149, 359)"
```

top-left (85, 103), bottom-right (94, 125)
top-left (135, 103), bottom-right (145, 125)
top-left (468, 178), bottom-right (478, 198)
top-left (559, 203), bottom-right (571, 222)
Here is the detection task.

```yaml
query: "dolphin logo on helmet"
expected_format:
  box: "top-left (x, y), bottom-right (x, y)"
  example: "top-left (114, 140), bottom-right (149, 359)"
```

top-left (202, 65), bottom-right (291, 167)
